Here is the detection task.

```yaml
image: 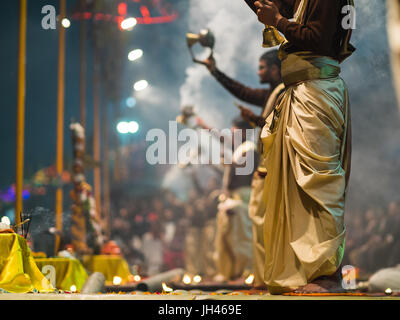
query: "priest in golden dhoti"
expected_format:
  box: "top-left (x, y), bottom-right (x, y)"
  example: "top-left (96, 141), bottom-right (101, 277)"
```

top-left (252, 0), bottom-right (355, 294)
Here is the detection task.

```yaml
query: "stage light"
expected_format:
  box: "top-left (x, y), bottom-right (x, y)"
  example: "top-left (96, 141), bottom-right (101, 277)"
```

top-left (182, 274), bottom-right (191, 285)
top-left (128, 49), bottom-right (143, 62)
top-left (126, 97), bottom-right (136, 108)
top-left (128, 121), bottom-right (139, 134)
top-left (113, 276), bottom-right (122, 285)
top-left (245, 274), bottom-right (255, 285)
top-left (1, 216), bottom-right (10, 225)
top-left (193, 275), bottom-right (202, 283)
top-left (134, 80), bottom-right (148, 91)
top-left (162, 282), bottom-right (173, 293)
top-left (121, 17), bottom-right (137, 30)
top-left (61, 18), bottom-right (71, 28)
top-left (117, 121), bottom-right (129, 134)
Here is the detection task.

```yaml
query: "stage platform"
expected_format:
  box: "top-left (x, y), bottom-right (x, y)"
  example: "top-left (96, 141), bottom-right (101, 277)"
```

top-left (0, 292), bottom-right (399, 300)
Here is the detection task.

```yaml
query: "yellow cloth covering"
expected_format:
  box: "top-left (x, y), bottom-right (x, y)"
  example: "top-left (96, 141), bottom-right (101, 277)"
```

top-left (34, 258), bottom-right (88, 291)
top-left (261, 52), bottom-right (351, 294)
top-left (0, 233), bottom-right (54, 293)
top-left (82, 255), bottom-right (132, 284)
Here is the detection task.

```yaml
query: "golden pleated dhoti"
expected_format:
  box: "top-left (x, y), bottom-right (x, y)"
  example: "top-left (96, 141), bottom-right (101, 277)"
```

top-left (261, 52), bottom-right (352, 294)
top-left (215, 187), bottom-right (253, 281)
top-left (248, 173), bottom-right (267, 287)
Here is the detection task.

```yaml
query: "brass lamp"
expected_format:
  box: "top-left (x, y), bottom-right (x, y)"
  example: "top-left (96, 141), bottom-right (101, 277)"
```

top-left (186, 29), bottom-right (215, 65)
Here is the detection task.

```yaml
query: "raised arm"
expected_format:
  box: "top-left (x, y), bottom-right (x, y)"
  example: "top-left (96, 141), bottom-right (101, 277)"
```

top-left (211, 68), bottom-right (271, 108)
top-left (202, 56), bottom-right (271, 108)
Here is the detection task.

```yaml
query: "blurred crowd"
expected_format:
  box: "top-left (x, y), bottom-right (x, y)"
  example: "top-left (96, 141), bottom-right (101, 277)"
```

top-left (110, 175), bottom-right (400, 279)
top-left (110, 173), bottom-right (221, 278)
top-left (343, 201), bottom-right (400, 275)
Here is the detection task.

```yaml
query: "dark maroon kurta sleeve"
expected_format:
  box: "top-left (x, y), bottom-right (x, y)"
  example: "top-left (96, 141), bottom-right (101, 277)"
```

top-left (211, 68), bottom-right (271, 108)
top-left (271, 0), bottom-right (297, 19)
top-left (243, 0), bottom-right (295, 19)
top-left (276, 0), bottom-right (341, 56)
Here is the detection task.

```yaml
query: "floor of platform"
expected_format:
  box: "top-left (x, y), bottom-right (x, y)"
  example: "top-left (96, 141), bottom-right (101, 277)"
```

top-left (0, 292), bottom-right (399, 300)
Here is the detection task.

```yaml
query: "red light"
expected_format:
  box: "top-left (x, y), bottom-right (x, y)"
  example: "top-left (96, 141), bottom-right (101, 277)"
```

top-left (117, 16), bottom-right (124, 30)
top-left (118, 3), bottom-right (128, 16)
top-left (95, 13), bottom-right (104, 21)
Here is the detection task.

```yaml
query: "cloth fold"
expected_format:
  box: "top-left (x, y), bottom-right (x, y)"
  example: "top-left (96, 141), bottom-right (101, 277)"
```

top-left (261, 52), bottom-right (351, 293)
top-left (0, 234), bottom-right (54, 293)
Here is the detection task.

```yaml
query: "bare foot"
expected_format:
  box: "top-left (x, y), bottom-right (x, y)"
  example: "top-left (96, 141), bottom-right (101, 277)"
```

top-left (294, 271), bottom-right (346, 294)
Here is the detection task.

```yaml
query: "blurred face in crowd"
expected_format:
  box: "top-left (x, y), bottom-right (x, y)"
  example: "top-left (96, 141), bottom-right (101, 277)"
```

top-left (258, 59), bottom-right (280, 84)
top-left (164, 209), bottom-right (174, 221)
top-left (119, 208), bottom-right (128, 218)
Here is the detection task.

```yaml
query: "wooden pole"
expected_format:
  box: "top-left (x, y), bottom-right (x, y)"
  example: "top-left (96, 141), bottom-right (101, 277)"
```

top-left (55, 0), bottom-right (66, 254)
top-left (15, 0), bottom-right (27, 226)
top-left (79, 0), bottom-right (86, 128)
top-left (93, 48), bottom-right (101, 220)
top-left (102, 103), bottom-right (111, 238)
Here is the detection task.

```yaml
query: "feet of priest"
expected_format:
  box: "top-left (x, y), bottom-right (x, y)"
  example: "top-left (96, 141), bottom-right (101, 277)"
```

top-left (293, 273), bottom-right (346, 294)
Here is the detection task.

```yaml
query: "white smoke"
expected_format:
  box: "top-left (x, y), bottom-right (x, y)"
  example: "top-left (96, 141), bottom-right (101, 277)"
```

top-left (180, 0), bottom-right (268, 129)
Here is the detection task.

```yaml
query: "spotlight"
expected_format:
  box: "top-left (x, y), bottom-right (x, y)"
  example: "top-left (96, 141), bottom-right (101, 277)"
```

top-left (126, 97), bottom-right (136, 108)
top-left (121, 17), bottom-right (137, 30)
top-left (116, 121), bottom-right (129, 134)
top-left (61, 18), bottom-right (71, 28)
top-left (128, 121), bottom-right (139, 134)
top-left (134, 80), bottom-right (148, 91)
top-left (128, 49), bottom-right (143, 62)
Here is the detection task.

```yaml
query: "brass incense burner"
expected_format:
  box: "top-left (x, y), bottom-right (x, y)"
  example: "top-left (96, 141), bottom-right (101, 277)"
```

top-left (186, 29), bottom-right (215, 65)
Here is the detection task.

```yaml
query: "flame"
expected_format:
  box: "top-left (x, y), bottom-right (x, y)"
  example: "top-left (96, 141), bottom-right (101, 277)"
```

top-left (162, 282), bottom-right (173, 293)
top-left (245, 274), bottom-right (255, 285)
top-left (134, 275), bottom-right (141, 282)
top-left (193, 275), bottom-right (202, 283)
top-left (113, 276), bottom-right (122, 285)
top-left (70, 285), bottom-right (77, 293)
top-left (182, 274), bottom-right (192, 285)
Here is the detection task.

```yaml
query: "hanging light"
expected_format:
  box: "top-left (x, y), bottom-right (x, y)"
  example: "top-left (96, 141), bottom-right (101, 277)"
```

top-left (128, 49), bottom-right (143, 62)
top-left (61, 18), bottom-right (71, 28)
top-left (126, 97), bottom-right (136, 108)
top-left (128, 121), bottom-right (139, 134)
top-left (121, 17), bottom-right (137, 30)
top-left (134, 80), bottom-right (148, 91)
top-left (116, 121), bottom-right (129, 134)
